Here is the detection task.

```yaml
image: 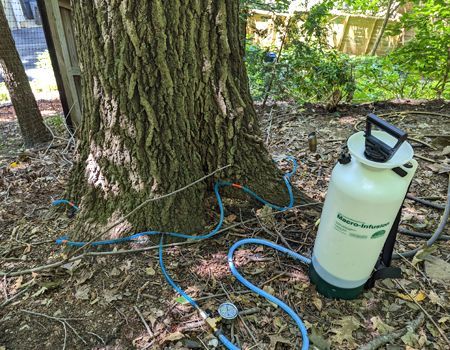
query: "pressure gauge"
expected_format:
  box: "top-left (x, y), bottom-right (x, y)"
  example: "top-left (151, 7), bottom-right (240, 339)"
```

top-left (218, 302), bottom-right (239, 320)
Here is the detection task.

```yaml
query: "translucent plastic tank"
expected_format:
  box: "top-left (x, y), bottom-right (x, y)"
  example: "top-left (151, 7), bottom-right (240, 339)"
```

top-left (310, 115), bottom-right (418, 299)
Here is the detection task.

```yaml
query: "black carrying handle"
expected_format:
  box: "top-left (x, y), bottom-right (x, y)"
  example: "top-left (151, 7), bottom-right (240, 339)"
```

top-left (364, 114), bottom-right (408, 162)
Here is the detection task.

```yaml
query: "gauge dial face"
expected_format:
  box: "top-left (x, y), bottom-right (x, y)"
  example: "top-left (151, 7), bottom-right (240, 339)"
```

top-left (218, 302), bottom-right (238, 320)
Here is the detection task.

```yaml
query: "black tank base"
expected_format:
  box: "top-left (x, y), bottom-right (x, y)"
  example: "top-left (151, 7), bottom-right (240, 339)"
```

top-left (309, 264), bottom-right (365, 300)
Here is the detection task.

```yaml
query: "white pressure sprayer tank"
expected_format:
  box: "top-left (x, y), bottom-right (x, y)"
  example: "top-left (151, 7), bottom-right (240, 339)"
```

top-left (310, 114), bottom-right (418, 299)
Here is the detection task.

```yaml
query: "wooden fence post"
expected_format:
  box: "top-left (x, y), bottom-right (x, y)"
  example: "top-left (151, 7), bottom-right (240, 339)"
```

top-left (364, 19), bottom-right (378, 55)
top-left (337, 15), bottom-right (351, 51)
top-left (41, 0), bottom-right (82, 125)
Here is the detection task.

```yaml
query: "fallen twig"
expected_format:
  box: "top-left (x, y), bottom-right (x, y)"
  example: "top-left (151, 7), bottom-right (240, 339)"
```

top-left (87, 331), bottom-right (105, 345)
top-left (21, 309), bottom-right (87, 349)
top-left (407, 137), bottom-right (437, 150)
top-left (414, 154), bottom-right (435, 163)
top-left (261, 272), bottom-right (286, 286)
top-left (134, 305), bottom-right (153, 337)
top-left (394, 280), bottom-right (450, 347)
top-left (0, 286), bottom-right (31, 308)
top-left (68, 164), bottom-right (232, 258)
top-left (195, 290), bottom-right (252, 302)
top-left (378, 111), bottom-right (450, 118)
top-left (357, 312), bottom-right (424, 350)
top-left (0, 203), bottom-right (319, 277)
top-left (255, 214), bottom-right (293, 250)
top-left (238, 307), bottom-right (261, 316)
top-left (0, 241), bottom-right (189, 277)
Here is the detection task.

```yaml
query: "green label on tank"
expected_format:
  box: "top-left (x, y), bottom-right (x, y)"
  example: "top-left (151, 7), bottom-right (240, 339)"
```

top-left (335, 213), bottom-right (390, 239)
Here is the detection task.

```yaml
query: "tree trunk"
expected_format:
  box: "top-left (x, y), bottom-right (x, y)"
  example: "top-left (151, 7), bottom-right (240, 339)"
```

top-left (0, 2), bottom-right (52, 147)
top-left (369, 0), bottom-right (394, 56)
top-left (69, 0), bottom-right (307, 239)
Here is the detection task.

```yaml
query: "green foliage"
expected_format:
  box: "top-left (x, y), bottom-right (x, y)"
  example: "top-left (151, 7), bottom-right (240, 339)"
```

top-left (36, 50), bottom-right (52, 70)
top-left (282, 43), bottom-right (355, 106)
top-left (244, 0), bottom-right (448, 104)
top-left (0, 79), bottom-right (58, 104)
top-left (246, 42), bottom-right (449, 105)
top-left (45, 114), bottom-right (65, 132)
top-left (245, 44), bottom-right (271, 100)
top-left (389, 0), bottom-right (450, 97)
top-left (349, 0), bottom-right (450, 100)
top-left (352, 55), bottom-right (445, 101)
top-left (245, 42), bottom-right (355, 107)
top-left (0, 83), bottom-right (9, 103)
top-left (336, 0), bottom-right (398, 15)
top-left (245, 1), bottom-right (355, 108)
top-left (299, 0), bottom-right (335, 44)
top-left (240, 0), bottom-right (291, 12)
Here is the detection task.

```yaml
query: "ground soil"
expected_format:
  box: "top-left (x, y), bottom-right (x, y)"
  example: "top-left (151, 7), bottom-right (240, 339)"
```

top-left (0, 99), bottom-right (449, 350)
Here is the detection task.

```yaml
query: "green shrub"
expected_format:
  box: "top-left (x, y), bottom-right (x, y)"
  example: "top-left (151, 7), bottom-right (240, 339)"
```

top-left (352, 55), bottom-right (449, 102)
top-left (245, 41), bottom-right (355, 109)
top-left (0, 83), bottom-right (9, 103)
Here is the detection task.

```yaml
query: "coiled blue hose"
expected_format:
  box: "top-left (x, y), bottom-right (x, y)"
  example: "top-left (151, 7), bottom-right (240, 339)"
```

top-left (53, 157), bottom-right (310, 349)
top-left (228, 238), bottom-right (310, 350)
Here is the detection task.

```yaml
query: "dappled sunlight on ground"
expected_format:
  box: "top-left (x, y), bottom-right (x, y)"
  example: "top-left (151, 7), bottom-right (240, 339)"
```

top-left (338, 116), bottom-right (359, 125)
top-left (1, 100), bottom-right (449, 349)
top-left (191, 250), bottom-right (257, 281)
top-left (0, 99), bottom-right (62, 123)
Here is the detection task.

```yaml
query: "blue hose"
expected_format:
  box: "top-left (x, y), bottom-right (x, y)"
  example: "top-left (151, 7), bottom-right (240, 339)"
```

top-left (158, 236), bottom-right (200, 309)
top-left (228, 238), bottom-right (310, 350)
top-left (218, 334), bottom-right (240, 350)
top-left (53, 157), bottom-right (310, 349)
top-left (55, 158), bottom-right (296, 246)
top-left (51, 199), bottom-right (80, 211)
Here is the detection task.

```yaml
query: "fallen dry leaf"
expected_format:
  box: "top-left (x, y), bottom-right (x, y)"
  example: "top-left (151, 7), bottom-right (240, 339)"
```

top-left (395, 290), bottom-right (426, 302)
top-left (424, 256), bottom-right (450, 285)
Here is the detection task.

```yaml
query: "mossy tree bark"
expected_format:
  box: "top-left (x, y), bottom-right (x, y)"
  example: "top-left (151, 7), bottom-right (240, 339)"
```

top-left (0, 2), bottom-right (52, 147)
top-left (69, 0), bottom-right (306, 239)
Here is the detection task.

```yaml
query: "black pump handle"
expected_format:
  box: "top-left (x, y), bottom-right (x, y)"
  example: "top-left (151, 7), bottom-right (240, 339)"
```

top-left (364, 114), bottom-right (408, 162)
top-left (366, 114), bottom-right (407, 141)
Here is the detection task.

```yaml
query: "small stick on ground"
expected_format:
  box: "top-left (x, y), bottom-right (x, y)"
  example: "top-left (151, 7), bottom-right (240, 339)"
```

top-left (261, 272), bottom-right (286, 287)
top-left (414, 154), bottom-right (436, 163)
top-left (87, 331), bottom-right (106, 345)
top-left (68, 164), bottom-right (232, 258)
top-left (407, 137), bottom-right (437, 150)
top-left (238, 307), bottom-right (261, 316)
top-left (394, 280), bottom-right (450, 347)
top-left (197, 336), bottom-right (210, 350)
top-left (134, 305), bottom-right (153, 338)
top-left (21, 309), bottom-right (87, 349)
top-left (0, 241), bottom-right (191, 277)
top-left (0, 286), bottom-right (31, 308)
top-left (0, 203), bottom-right (320, 277)
top-left (379, 111), bottom-right (450, 118)
top-left (406, 194), bottom-right (445, 210)
top-left (194, 290), bottom-right (252, 302)
top-left (357, 312), bottom-right (424, 350)
top-left (255, 214), bottom-right (294, 250)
